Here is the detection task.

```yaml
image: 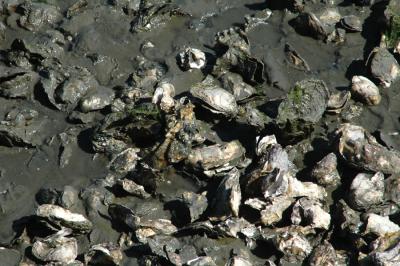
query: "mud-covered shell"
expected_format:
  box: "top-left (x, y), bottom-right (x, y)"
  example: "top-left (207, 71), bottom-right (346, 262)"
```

top-left (36, 204), bottom-right (93, 233)
top-left (340, 15), bottom-right (362, 32)
top-left (190, 76), bottom-right (238, 117)
top-left (336, 123), bottom-right (400, 174)
top-left (351, 76), bottom-right (381, 106)
top-left (277, 79), bottom-right (330, 124)
top-left (291, 12), bottom-right (328, 40)
top-left (368, 47), bottom-right (400, 88)
top-left (32, 230), bottom-right (78, 264)
top-left (326, 91), bottom-right (351, 114)
top-left (187, 140), bottom-right (245, 171)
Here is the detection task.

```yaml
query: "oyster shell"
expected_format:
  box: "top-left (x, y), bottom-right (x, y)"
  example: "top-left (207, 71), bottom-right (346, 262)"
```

top-left (351, 75), bottom-right (381, 106)
top-left (326, 91), bottom-right (351, 114)
top-left (368, 47), bottom-right (400, 88)
top-left (364, 214), bottom-right (400, 237)
top-left (84, 243), bottom-right (123, 266)
top-left (178, 47), bottom-right (206, 70)
top-left (210, 167), bottom-right (241, 220)
top-left (36, 204), bottom-right (93, 234)
top-left (276, 79), bottom-right (330, 141)
top-left (32, 229), bottom-right (78, 264)
top-left (290, 12), bottom-right (328, 40)
top-left (273, 228), bottom-right (313, 264)
top-left (336, 123), bottom-right (400, 174)
top-left (311, 153), bottom-right (341, 187)
top-left (260, 196), bottom-right (293, 226)
top-left (219, 72), bottom-right (256, 102)
top-left (308, 240), bottom-right (337, 266)
top-left (291, 197), bottom-right (331, 230)
top-left (190, 76), bottom-right (238, 117)
top-left (187, 140), bottom-right (245, 172)
top-left (117, 178), bottom-right (151, 199)
top-left (349, 172), bottom-right (384, 210)
top-left (152, 82), bottom-right (175, 112)
top-left (340, 15), bottom-right (362, 32)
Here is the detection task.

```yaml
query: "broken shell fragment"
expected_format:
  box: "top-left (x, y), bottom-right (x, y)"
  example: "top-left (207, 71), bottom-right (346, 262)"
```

top-left (36, 204), bottom-right (93, 234)
top-left (326, 90), bottom-right (351, 114)
top-left (351, 75), bottom-right (381, 106)
top-left (178, 47), bottom-right (206, 70)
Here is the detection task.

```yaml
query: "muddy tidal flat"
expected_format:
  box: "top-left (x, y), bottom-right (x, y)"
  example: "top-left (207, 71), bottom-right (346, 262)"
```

top-left (1, 0), bottom-right (400, 265)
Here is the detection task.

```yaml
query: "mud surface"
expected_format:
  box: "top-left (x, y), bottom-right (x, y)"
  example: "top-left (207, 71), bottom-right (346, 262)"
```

top-left (0, 0), bottom-right (400, 265)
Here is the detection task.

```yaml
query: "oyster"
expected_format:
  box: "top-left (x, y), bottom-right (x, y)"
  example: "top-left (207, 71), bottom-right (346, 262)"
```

top-left (368, 47), bottom-right (400, 88)
top-left (178, 47), bottom-right (206, 70)
top-left (0, 70), bottom-right (38, 99)
top-left (308, 240), bottom-right (337, 266)
top-left (173, 191), bottom-right (208, 223)
top-left (187, 140), bottom-right (245, 173)
top-left (276, 79), bottom-right (330, 142)
top-left (190, 76), bottom-right (238, 117)
top-left (84, 243), bottom-right (123, 266)
top-left (79, 87), bottom-right (115, 113)
top-left (310, 153), bottom-right (341, 187)
top-left (210, 167), bottom-right (241, 220)
top-left (219, 72), bottom-right (256, 102)
top-left (18, 2), bottom-right (62, 31)
top-left (326, 91), bottom-right (351, 114)
top-left (349, 172), bottom-right (384, 210)
top-left (364, 214), bottom-right (400, 237)
top-left (284, 43), bottom-right (310, 71)
top-left (340, 15), bottom-right (362, 32)
top-left (117, 178), bottom-right (151, 199)
top-left (260, 196), bottom-right (293, 226)
top-left (291, 197), bottom-right (331, 230)
top-left (261, 169), bottom-right (327, 200)
top-left (152, 82), bottom-right (175, 112)
top-left (36, 204), bottom-right (93, 234)
top-left (108, 148), bottom-right (140, 176)
top-left (32, 229), bottom-right (78, 264)
top-left (370, 241), bottom-right (400, 266)
top-left (273, 228), bottom-right (313, 264)
top-left (130, 1), bottom-right (187, 33)
top-left (351, 75), bottom-right (381, 106)
top-left (335, 123), bottom-right (400, 174)
top-left (290, 12), bottom-right (328, 40)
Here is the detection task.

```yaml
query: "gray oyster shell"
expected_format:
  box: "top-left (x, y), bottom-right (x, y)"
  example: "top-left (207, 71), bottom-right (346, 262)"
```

top-left (84, 243), bottom-right (123, 266)
top-left (351, 75), bottom-right (381, 106)
top-left (336, 123), bottom-right (400, 174)
top-left (32, 229), bottom-right (78, 264)
top-left (368, 47), bottom-right (400, 88)
top-left (311, 153), bottom-right (340, 187)
top-left (276, 79), bottom-right (330, 141)
top-left (36, 204), bottom-right (93, 234)
top-left (190, 76), bottom-right (238, 117)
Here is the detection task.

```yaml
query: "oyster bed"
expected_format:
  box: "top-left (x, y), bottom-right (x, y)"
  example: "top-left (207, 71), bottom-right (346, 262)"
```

top-left (1, 0), bottom-right (400, 265)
